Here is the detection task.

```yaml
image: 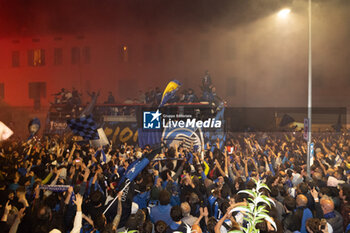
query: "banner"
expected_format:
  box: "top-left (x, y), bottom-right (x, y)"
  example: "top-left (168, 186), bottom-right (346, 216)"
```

top-left (138, 128), bottom-right (162, 148)
top-left (103, 122), bottom-right (138, 145)
top-left (304, 118), bottom-right (309, 141)
top-left (90, 128), bottom-right (110, 147)
top-left (47, 120), bottom-right (68, 135)
top-left (162, 125), bottom-right (204, 152)
top-left (310, 142), bottom-right (314, 166)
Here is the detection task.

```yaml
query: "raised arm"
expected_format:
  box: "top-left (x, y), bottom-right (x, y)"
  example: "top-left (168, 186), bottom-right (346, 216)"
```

top-left (112, 192), bottom-right (123, 231)
top-left (71, 194), bottom-right (83, 233)
top-left (9, 208), bottom-right (26, 233)
top-left (215, 159), bottom-right (227, 178)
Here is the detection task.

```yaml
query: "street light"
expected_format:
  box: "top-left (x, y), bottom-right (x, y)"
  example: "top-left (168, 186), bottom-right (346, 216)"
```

top-left (277, 8), bottom-right (291, 18)
top-left (276, 3), bottom-right (312, 177)
top-left (307, 0), bottom-right (312, 178)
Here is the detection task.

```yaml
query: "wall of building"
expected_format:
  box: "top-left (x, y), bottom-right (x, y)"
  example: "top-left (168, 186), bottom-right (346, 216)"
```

top-left (0, 21), bottom-right (349, 109)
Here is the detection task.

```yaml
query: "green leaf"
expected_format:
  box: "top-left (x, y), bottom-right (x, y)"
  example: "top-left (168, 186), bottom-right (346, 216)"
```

top-left (255, 196), bottom-right (271, 207)
top-left (257, 205), bottom-right (265, 212)
top-left (259, 213), bottom-right (277, 231)
top-left (258, 183), bottom-right (271, 192)
top-left (230, 206), bottom-right (251, 214)
top-left (238, 190), bottom-right (256, 198)
top-left (263, 196), bottom-right (276, 207)
top-left (247, 197), bottom-right (254, 203)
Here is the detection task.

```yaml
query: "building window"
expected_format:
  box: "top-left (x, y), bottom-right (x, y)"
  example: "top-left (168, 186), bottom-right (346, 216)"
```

top-left (28, 49), bottom-right (45, 67)
top-left (82, 47), bottom-right (90, 64)
top-left (12, 51), bottom-right (20, 67)
top-left (0, 83), bottom-right (4, 99)
top-left (71, 47), bottom-right (80, 64)
top-left (200, 40), bottom-right (210, 60)
top-left (54, 48), bottom-right (63, 65)
top-left (120, 45), bottom-right (129, 62)
top-left (28, 82), bottom-right (46, 111)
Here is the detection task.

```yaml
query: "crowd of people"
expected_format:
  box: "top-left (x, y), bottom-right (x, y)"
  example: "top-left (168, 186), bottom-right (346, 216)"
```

top-left (0, 131), bottom-right (349, 233)
top-left (50, 71), bottom-right (221, 109)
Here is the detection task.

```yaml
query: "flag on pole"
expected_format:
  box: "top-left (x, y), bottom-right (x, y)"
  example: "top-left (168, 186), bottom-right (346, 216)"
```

top-left (28, 118), bottom-right (40, 139)
top-left (104, 147), bottom-right (161, 216)
top-left (0, 121), bottom-right (13, 141)
top-left (67, 115), bottom-right (99, 140)
top-left (159, 80), bottom-right (181, 107)
top-left (118, 147), bottom-right (161, 190)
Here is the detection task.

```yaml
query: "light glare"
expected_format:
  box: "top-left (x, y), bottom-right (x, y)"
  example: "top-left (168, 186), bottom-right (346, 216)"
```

top-left (278, 8), bottom-right (291, 18)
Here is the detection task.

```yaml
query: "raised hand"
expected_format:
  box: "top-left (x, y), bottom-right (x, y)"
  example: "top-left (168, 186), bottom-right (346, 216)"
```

top-left (4, 201), bottom-right (12, 214)
top-left (153, 169), bottom-right (159, 177)
top-left (73, 194), bottom-right (83, 211)
top-left (203, 207), bottom-right (208, 217)
top-left (17, 207), bottom-right (26, 220)
top-left (310, 187), bottom-right (319, 200)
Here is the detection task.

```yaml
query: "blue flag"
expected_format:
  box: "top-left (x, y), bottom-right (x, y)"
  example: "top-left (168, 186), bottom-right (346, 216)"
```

top-left (28, 118), bottom-right (41, 139)
top-left (159, 80), bottom-right (182, 107)
top-left (67, 115), bottom-right (99, 140)
top-left (117, 147), bottom-right (161, 190)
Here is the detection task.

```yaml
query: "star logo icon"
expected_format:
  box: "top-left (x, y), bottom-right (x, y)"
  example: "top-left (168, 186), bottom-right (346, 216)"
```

top-left (143, 110), bottom-right (162, 129)
top-left (150, 110), bottom-right (162, 122)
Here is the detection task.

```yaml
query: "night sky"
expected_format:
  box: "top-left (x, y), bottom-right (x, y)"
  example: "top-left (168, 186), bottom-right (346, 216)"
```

top-left (0, 0), bottom-right (296, 36)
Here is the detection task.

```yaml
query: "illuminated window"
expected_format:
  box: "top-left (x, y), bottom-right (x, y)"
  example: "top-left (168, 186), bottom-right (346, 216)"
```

top-left (28, 49), bottom-right (45, 66)
top-left (200, 40), bottom-right (210, 60)
top-left (54, 48), bottom-right (63, 65)
top-left (12, 51), bottom-right (20, 67)
top-left (71, 47), bottom-right (80, 64)
top-left (82, 47), bottom-right (90, 64)
top-left (120, 45), bottom-right (129, 62)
